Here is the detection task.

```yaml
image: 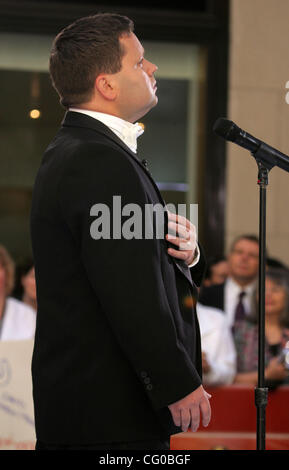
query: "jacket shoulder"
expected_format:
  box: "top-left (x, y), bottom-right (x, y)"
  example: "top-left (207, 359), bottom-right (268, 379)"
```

top-left (198, 282), bottom-right (225, 309)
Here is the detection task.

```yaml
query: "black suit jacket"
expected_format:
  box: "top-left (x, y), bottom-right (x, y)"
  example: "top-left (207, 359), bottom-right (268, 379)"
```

top-left (30, 111), bottom-right (205, 446)
top-left (198, 282), bottom-right (225, 311)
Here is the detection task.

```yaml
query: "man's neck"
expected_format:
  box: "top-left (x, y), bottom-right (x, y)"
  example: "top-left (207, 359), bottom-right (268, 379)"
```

top-left (228, 275), bottom-right (256, 289)
top-left (265, 314), bottom-right (280, 327)
top-left (70, 103), bottom-right (131, 122)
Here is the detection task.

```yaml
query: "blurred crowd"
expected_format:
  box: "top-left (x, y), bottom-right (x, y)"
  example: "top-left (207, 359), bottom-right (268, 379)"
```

top-left (1, 234), bottom-right (289, 389)
top-left (196, 234), bottom-right (289, 389)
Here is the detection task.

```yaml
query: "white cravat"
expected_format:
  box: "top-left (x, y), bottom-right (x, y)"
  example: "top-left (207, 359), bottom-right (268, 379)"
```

top-left (69, 108), bottom-right (144, 153)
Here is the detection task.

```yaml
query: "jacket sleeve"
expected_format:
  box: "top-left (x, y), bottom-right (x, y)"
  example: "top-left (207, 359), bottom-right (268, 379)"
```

top-left (58, 142), bottom-right (202, 410)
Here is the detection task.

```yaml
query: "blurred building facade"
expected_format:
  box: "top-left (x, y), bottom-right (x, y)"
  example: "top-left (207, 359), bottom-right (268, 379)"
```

top-left (226, 0), bottom-right (289, 266)
top-left (0, 0), bottom-right (229, 263)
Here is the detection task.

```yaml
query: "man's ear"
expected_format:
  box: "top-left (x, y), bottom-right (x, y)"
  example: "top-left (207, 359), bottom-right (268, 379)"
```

top-left (95, 74), bottom-right (117, 101)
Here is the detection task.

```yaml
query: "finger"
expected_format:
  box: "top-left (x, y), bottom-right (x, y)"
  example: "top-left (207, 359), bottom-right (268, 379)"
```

top-left (166, 234), bottom-right (194, 251)
top-left (167, 210), bottom-right (190, 227)
top-left (168, 406), bottom-right (181, 428)
top-left (180, 408), bottom-right (191, 433)
top-left (167, 247), bottom-right (189, 261)
top-left (179, 239), bottom-right (196, 252)
top-left (168, 221), bottom-right (192, 240)
top-left (200, 396), bottom-right (211, 428)
top-left (167, 222), bottom-right (196, 254)
top-left (189, 404), bottom-right (200, 433)
top-left (167, 241), bottom-right (196, 257)
top-left (167, 211), bottom-right (194, 231)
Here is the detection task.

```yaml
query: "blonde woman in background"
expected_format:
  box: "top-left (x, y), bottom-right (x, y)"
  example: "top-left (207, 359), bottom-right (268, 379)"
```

top-left (0, 245), bottom-right (36, 340)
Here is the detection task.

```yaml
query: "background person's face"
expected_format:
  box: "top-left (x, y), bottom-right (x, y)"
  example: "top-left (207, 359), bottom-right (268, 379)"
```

top-left (228, 239), bottom-right (259, 284)
top-left (265, 278), bottom-right (286, 317)
top-left (114, 33), bottom-right (158, 122)
top-left (21, 267), bottom-right (36, 301)
top-left (210, 261), bottom-right (229, 285)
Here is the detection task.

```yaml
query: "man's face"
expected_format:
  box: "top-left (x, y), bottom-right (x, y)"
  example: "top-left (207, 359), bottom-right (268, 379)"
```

top-left (265, 278), bottom-right (286, 317)
top-left (228, 238), bottom-right (259, 285)
top-left (114, 33), bottom-right (158, 122)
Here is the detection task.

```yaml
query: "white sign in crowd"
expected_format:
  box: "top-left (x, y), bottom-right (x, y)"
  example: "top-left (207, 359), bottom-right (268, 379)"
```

top-left (0, 339), bottom-right (36, 450)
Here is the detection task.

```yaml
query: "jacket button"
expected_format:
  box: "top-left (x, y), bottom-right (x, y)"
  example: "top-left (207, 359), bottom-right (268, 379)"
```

top-left (146, 384), bottom-right (153, 391)
top-left (144, 377), bottom-right (150, 384)
top-left (140, 371), bottom-right (147, 378)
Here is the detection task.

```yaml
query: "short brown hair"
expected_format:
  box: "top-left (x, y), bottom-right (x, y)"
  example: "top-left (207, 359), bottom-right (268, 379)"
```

top-left (0, 245), bottom-right (15, 296)
top-left (229, 234), bottom-right (259, 252)
top-left (49, 13), bottom-right (134, 108)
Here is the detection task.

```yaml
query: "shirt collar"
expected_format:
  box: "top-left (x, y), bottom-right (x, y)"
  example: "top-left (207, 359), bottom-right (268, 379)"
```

top-left (226, 276), bottom-right (257, 295)
top-left (69, 108), bottom-right (144, 153)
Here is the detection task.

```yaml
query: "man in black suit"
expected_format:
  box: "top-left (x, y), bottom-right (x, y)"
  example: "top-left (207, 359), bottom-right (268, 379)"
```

top-left (199, 235), bottom-right (259, 328)
top-left (30, 13), bottom-right (211, 450)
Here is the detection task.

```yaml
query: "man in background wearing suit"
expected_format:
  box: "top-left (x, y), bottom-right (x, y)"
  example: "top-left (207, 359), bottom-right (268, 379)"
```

top-left (30, 13), bottom-right (211, 450)
top-left (199, 235), bottom-right (259, 328)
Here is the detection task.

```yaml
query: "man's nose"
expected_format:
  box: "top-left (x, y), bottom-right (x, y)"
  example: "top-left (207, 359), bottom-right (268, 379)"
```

top-left (240, 251), bottom-right (250, 260)
top-left (145, 59), bottom-right (158, 76)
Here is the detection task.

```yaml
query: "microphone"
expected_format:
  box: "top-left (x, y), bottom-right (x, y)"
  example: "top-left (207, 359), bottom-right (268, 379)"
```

top-left (213, 118), bottom-right (289, 173)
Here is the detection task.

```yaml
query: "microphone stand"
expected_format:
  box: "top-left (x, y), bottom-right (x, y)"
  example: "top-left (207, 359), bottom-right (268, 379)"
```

top-left (214, 119), bottom-right (289, 449)
top-left (251, 149), bottom-right (274, 451)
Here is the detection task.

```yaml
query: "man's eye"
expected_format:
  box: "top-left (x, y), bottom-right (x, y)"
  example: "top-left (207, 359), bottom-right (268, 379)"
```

top-left (138, 59), bottom-right (144, 67)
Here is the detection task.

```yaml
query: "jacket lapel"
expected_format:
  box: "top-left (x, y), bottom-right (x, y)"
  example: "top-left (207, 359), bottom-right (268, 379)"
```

top-left (62, 111), bottom-right (162, 195)
top-left (62, 111), bottom-right (193, 287)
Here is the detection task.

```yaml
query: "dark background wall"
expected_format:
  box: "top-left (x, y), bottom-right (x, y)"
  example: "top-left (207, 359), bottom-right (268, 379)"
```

top-left (0, 0), bottom-right (229, 260)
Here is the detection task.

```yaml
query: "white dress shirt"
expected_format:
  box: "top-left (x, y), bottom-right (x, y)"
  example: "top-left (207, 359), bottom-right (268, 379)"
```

top-left (224, 277), bottom-right (257, 327)
top-left (69, 108), bottom-right (144, 154)
top-left (197, 302), bottom-right (236, 385)
top-left (69, 108), bottom-right (200, 268)
top-left (0, 297), bottom-right (36, 341)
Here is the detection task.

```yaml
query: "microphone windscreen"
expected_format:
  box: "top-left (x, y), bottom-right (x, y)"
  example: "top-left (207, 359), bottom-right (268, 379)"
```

top-left (213, 118), bottom-right (238, 142)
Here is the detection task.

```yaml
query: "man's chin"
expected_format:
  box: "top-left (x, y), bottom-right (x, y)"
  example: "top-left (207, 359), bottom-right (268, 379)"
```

top-left (234, 273), bottom-right (256, 284)
top-left (136, 97), bottom-right (158, 121)
top-left (146, 94), bottom-right (158, 111)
